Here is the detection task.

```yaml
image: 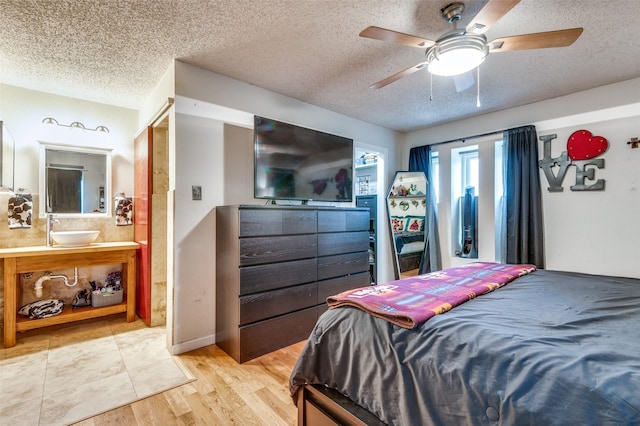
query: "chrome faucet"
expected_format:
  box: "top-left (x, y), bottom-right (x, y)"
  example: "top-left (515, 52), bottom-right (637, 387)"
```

top-left (46, 213), bottom-right (60, 246)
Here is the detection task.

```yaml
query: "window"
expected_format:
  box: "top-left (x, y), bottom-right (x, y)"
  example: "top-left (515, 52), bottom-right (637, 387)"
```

top-left (460, 149), bottom-right (479, 195)
top-left (451, 146), bottom-right (479, 258)
top-left (431, 136), bottom-right (506, 263)
top-left (430, 152), bottom-right (439, 203)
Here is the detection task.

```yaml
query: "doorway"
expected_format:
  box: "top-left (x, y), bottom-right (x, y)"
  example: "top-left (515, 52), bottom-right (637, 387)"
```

top-left (354, 147), bottom-right (385, 284)
top-left (134, 116), bottom-right (170, 327)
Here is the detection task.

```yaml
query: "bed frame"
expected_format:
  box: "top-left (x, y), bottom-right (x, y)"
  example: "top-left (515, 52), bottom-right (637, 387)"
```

top-left (398, 250), bottom-right (422, 272)
top-left (297, 384), bottom-right (383, 426)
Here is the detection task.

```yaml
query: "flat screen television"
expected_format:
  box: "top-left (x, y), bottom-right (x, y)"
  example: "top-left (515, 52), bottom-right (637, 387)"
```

top-left (254, 115), bottom-right (354, 202)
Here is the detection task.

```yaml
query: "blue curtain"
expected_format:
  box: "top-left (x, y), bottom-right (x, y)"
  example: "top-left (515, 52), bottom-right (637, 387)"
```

top-left (502, 125), bottom-right (545, 268)
top-left (409, 146), bottom-right (442, 273)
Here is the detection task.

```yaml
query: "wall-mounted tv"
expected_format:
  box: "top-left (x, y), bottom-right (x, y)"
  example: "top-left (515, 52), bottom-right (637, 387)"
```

top-left (254, 115), bottom-right (354, 203)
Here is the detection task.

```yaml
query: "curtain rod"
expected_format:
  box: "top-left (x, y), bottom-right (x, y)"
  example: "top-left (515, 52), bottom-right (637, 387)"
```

top-left (425, 124), bottom-right (536, 149)
top-left (426, 129), bottom-right (505, 148)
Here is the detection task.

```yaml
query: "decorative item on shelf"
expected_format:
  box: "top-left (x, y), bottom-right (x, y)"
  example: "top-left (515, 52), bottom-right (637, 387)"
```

top-left (628, 137), bottom-right (639, 149)
top-left (408, 183), bottom-right (423, 195)
top-left (391, 216), bottom-right (407, 233)
top-left (42, 117), bottom-right (110, 133)
top-left (8, 188), bottom-right (32, 229)
top-left (114, 192), bottom-right (133, 225)
top-left (105, 271), bottom-right (122, 288)
top-left (393, 185), bottom-right (409, 196)
top-left (358, 175), bottom-right (370, 195)
top-left (72, 289), bottom-right (92, 308)
top-left (356, 153), bottom-right (378, 166)
top-left (363, 153), bottom-right (377, 164)
top-left (90, 273), bottom-right (124, 307)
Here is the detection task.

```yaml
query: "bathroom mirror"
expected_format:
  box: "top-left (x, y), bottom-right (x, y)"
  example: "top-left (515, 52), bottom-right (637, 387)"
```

top-left (39, 143), bottom-right (112, 216)
top-left (386, 171), bottom-right (428, 279)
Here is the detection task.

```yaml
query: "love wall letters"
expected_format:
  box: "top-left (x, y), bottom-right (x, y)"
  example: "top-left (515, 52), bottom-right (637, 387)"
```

top-left (538, 130), bottom-right (608, 192)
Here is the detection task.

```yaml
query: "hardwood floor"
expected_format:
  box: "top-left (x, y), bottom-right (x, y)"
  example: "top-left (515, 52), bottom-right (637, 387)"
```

top-left (74, 341), bottom-right (307, 425)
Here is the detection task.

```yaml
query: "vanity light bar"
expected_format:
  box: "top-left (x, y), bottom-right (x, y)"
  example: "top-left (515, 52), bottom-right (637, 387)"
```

top-left (42, 117), bottom-right (110, 133)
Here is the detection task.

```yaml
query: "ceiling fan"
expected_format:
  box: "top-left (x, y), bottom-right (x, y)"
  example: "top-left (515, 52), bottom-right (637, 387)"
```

top-left (360, 0), bottom-right (583, 89)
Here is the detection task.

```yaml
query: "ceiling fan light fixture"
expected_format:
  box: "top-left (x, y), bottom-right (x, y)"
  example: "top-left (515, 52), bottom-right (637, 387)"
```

top-left (426, 32), bottom-right (488, 76)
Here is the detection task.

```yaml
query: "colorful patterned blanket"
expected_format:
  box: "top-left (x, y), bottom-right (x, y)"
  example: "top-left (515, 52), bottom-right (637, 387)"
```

top-left (327, 262), bottom-right (536, 329)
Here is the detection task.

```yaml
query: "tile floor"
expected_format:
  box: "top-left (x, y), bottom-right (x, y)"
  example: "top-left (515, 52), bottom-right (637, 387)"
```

top-left (0, 315), bottom-right (193, 426)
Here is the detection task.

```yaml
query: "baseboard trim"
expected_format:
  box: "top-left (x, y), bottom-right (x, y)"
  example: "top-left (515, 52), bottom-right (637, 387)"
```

top-left (171, 333), bottom-right (216, 355)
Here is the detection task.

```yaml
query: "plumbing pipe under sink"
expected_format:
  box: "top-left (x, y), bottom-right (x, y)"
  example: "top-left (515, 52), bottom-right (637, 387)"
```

top-left (34, 267), bottom-right (79, 298)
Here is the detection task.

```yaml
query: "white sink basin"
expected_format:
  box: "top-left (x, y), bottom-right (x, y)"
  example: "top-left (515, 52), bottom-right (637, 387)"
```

top-left (50, 230), bottom-right (100, 247)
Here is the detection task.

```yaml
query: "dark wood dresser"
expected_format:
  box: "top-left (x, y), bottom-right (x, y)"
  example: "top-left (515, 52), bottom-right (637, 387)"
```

top-left (216, 205), bottom-right (370, 363)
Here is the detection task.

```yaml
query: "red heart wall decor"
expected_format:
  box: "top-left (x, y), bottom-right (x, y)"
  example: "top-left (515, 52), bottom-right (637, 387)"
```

top-left (566, 129), bottom-right (609, 160)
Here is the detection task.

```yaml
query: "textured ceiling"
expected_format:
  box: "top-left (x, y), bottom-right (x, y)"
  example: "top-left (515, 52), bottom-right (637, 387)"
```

top-left (1, 0), bottom-right (639, 132)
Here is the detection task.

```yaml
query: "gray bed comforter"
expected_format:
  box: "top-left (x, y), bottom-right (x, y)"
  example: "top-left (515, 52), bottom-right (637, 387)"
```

top-left (289, 269), bottom-right (640, 425)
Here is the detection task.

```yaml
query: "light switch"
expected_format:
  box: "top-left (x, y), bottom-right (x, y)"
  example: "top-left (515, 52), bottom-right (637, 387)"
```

top-left (192, 185), bottom-right (202, 200)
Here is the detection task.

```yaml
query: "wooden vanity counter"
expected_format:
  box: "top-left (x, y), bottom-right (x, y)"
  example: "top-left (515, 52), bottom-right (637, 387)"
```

top-left (1, 242), bottom-right (139, 348)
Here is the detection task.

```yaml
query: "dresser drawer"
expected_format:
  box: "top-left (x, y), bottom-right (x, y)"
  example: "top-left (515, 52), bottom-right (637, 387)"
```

top-left (345, 209), bottom-right (370, 231)
top-left (240, 234), bottom-right (317, 266)
top-left (356, 195), bottom-right (376, 210)
top-left (240, 258), bottom-right (317, 295)
top-left (239, 307), bottom-right (318, 363)
top-left (317, 272), bottom-right (369, 303)
top-left (317, 303), bottom-right (329, 317)
top-left (317, 251), bottom-right (369, 280)
top-left (240, 282), bottom-right (317, 325)
top-left (317, 231), bottom-right (369, 257)
top-left (356, 196), bottom-right (377, 221)
top-left (239, 209), bottom-right (317, 236)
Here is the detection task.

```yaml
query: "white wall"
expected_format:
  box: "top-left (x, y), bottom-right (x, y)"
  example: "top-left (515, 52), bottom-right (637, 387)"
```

top-left (171, 113), bottom-right (223, 351)
top-left (404, 78), bottom-right (640, 278)
top-left (404, 78), bottom-right (640, 158)
top-left (0, 84), bottom-right (138, 198)
top-left (169, 60), bottom-right (402, 352)
top-left (138, 63), bottom-right (175, 131)
top-left (536, 115), bottom-right (639, 277)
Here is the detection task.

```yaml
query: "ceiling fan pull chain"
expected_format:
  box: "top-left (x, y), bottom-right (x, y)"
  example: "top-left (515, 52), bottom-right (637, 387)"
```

top-left (476, 66), bottom-right (481, 108)
top-left (430, 72), bottom-right (433, 101)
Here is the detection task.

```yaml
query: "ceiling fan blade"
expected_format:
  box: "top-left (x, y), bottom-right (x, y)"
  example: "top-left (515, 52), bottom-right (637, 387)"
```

top-left (359, 26), bottom-right (435, 48)
top-left (466, 0), bottom-right (520, 34)
top-left (370, 62), bottom-right (429, 89)
top-left (489, 28), bottom-right (583, 52)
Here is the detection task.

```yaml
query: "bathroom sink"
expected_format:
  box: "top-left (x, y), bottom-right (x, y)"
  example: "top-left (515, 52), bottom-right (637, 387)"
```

top-left (50, 230), bottom-right (100, 247)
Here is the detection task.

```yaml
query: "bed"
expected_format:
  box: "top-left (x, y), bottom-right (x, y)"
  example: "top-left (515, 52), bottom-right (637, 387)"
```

top-left (289, 265), bottom-right (640, 425)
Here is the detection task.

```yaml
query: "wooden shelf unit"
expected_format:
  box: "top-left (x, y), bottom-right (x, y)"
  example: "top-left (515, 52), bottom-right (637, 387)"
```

top-left (1, 242), bottom-right (138, 347)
